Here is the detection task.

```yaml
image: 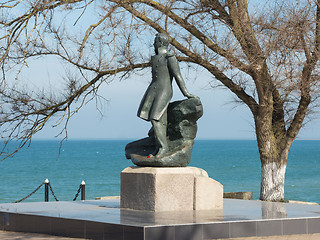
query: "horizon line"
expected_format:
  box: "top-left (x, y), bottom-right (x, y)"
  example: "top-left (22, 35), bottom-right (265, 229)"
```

top-left (29, 138), bottom-right (320, 141)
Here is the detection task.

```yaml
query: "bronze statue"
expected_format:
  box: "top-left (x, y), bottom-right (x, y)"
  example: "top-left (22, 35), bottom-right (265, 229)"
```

top-left (137, 33), bottom-right (197, 157)
top-left (125, 33), bottom-right (203, 167)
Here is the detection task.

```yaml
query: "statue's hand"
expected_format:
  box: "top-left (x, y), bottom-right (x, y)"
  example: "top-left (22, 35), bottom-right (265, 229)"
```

top-left (186, 93), bottom-right (199, 99)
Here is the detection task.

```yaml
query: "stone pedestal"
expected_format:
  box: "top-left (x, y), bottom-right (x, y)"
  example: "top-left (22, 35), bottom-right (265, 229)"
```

top-left (120, 166), bottom-right (223, 212)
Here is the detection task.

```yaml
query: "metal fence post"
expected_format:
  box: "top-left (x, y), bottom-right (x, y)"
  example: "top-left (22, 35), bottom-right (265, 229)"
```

top-left (81, 180), bottom-right (85, 201)
top-left (45, 179), bottom-right (49, 202)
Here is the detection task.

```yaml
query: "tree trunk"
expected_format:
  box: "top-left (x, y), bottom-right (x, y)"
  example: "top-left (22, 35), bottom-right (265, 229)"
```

top-left (260, 157), bottom-right (287, 201)
top-left (258, 137), bottom-right (292, 201)
top-left (254, 103), bottom-right (292, 202)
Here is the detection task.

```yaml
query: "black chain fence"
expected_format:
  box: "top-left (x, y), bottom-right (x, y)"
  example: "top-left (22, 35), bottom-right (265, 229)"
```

top-left (48, 182), bottom-right (59, 201)
top-left (14, 182), bottom-right (45, 203)
top-left (73, 184), bottom-right (82, 201)
top-left (13, 180), bottom-right (85, 203)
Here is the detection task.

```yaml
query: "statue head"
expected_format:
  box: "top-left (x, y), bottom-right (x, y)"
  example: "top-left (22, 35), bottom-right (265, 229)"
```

top-left (154, 33), bottom-right (170, 52)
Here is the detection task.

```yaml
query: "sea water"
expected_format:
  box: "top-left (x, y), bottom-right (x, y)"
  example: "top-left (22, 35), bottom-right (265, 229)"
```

top-left (0, 140), bottom-right (319, 203)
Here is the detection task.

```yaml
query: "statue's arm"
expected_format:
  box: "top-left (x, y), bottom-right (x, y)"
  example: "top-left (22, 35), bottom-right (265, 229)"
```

top-left (168, 55), bottom-right (197, 98)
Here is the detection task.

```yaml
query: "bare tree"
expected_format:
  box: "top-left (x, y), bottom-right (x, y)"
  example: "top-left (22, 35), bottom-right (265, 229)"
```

top-left (1, 0), bottom-right (320, 201)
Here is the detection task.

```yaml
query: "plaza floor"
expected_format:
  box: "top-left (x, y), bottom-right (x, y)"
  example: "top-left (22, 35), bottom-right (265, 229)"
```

top-left (0, 199), bottom-right (320, 240)
top-left (1, 231), bottom-right (320, 239)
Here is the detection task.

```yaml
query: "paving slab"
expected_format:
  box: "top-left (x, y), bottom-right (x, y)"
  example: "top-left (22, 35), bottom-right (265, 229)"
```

top-left (217, 233), bottom-right (320, 240)
top-left (0, 199), bottom-right (320, 239)
top-left (0, 230), bottom-right (83, 239)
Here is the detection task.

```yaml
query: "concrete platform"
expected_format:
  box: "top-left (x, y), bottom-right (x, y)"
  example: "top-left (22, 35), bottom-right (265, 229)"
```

top-left (0, 199), bottom-right (320, 240)
top-left (2, 231), bottom-right (320, 240)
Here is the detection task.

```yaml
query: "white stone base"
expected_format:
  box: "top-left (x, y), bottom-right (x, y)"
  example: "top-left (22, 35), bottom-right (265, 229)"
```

top-left (120, 166), bottom-right (223, 211)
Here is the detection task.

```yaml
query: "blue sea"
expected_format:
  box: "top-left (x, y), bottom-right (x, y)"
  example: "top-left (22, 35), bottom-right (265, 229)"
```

top-left (0, 140), bottom-right (319, 204)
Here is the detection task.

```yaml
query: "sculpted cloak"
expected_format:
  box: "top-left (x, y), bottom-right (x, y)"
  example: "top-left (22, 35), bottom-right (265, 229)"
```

top-left (137, 51), bottom-right (180, 121)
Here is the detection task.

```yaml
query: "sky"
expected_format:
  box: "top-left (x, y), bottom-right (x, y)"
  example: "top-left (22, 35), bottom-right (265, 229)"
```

top-left (6, 0), bottom-right (320, 141)
top-left (31, 60), bottom-right (320, 141)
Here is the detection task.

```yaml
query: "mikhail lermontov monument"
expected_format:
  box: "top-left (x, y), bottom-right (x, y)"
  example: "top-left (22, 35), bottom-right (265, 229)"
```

top-left (125, 33), bottom-right (203, 167)
top-left (122, 33), bottom-right (223, 212)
